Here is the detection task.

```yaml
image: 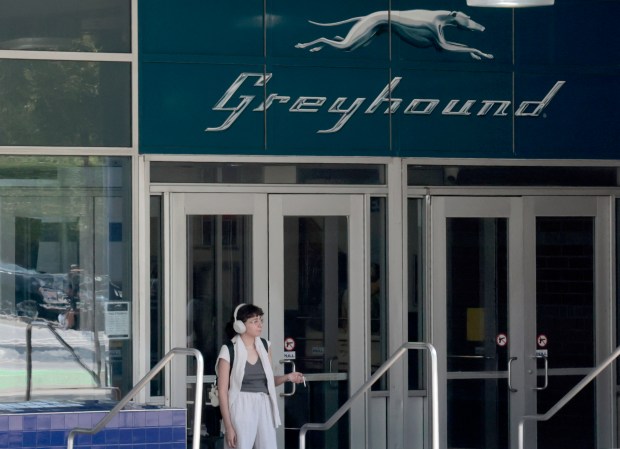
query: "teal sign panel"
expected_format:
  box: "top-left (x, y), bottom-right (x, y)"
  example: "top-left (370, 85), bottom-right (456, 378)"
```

top-left (139, 0), bottom-right (620, 159)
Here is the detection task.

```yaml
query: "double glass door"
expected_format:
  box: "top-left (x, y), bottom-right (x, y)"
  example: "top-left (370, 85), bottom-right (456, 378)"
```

top-left (167, 193), bottom-right (365, 449)
top-left (431, 196), bottom-right (613, 449)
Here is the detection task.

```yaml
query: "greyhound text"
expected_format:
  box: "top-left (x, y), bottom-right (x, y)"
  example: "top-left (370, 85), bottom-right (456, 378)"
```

top-left (206, 73), bottom-right (565, 133)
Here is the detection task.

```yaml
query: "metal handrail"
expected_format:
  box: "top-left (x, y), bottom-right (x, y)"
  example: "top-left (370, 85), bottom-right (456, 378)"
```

top-left (518, 345), bottom-right (620, 449)
top-left (67, 347), bottom-right (204, 449)
top-left (299, 342), bottom-right (439, 449)
top-left (26, 320), bottom-right (101, 400)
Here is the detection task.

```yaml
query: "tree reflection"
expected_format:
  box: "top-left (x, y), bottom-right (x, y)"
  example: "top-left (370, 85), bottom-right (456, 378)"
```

top-left (0, 36), bottom-right (129, 147)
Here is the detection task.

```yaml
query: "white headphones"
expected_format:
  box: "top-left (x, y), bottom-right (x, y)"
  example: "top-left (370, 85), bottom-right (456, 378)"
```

top-left (233, 303), bottom-right (247, 334)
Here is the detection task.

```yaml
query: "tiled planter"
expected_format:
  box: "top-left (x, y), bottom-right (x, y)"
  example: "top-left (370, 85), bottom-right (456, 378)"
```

top-left (0, 401), bottom-right (186, 449)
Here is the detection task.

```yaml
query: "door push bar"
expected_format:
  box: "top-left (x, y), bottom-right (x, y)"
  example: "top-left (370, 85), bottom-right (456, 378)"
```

top-left (532, 354), bottom-right (548, 391)
top-left (508, 353), bottom-right (549, 393)
top-left (280, 359), bottom-right (296, 397)
top-left (508, 357), bottom-right (518, 392)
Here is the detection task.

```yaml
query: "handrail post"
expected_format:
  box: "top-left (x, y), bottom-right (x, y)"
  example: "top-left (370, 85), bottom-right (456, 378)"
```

top-left (299, 342), bottom-right (439, 449)
top-left (66, 347), bottom-right (203, 449)
top-left (26, 323), bottom-right (33, 401)
top-left (192, 349), bottom-right (204, 449)
top-left (427, 342), bottom-right (440, 449)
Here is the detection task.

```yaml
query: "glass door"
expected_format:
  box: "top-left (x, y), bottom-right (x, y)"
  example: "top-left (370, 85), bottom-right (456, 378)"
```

top-left (526, 196), bottom-right (612, 449)
top-left (167, 193), bottom-right (367, 449)
top-left (168, 193), bottom-right (268, 445)
top-left (432, 197), bottom-right (513, 449)
top-left (431, 196), bottom-right (612, 449)
top-left (269, 195), bottom-right (366, 449)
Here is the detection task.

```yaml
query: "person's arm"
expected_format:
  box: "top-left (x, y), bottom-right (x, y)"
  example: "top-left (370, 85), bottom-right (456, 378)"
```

top-left (269, 348), bottom-right (305, 386)
top-left (217, 358), bottom-right (237, 448)
top-left (274, 371), bottom-right (305, 386)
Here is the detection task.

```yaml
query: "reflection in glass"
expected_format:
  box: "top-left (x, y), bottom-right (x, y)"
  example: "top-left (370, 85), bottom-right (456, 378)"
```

top-left (0, 1), bottom-right (130, 52)
top-left (0, 156), bottom-right (131, 402)
top-left (283, 216), bottom-right (349, 449)
top-left (407, 199), bottom-right (424, 390)
top-left (445, 217), bottom-right (508, 449)
top-left (150, 162), bottom-right (385, 185)
top-left (617, 200), bottom-right (620, 385)
top-left (0, 60), bottom-right (130, 147)
top-left (407, 165), bottom-right (618, 187)
top-left (149, 196), bottom-right (164, 397)
top-left (536, 217), bottom-right (595, 449)
top-left (537, 376), bottom-right (594, 449)
top-left (536, 218), bottom-right (594, 367)
top-left (446, 218), bottom-right (508, 372)
top-left (448, 379), bottom-right (509, 449)
top-left (185, 215), bottom-right (252, 438)
top-left (370, 198), bottom-right (387, 390)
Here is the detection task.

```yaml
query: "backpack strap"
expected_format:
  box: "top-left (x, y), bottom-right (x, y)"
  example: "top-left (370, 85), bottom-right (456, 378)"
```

top-left (225, 340), bottom-right (235, 369)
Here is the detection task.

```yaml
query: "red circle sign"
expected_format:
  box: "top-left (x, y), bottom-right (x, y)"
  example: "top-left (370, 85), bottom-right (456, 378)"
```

top-left (537, 334), bottom-right (548, 348)
top-left (284, 337), bottom-right (296, 351)
top-left (496, 333), bottom-right (508, 347)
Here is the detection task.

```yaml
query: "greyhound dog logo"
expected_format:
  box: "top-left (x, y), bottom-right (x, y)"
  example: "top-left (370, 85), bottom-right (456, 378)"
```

top-left (295, 9), bottom-right (493, 60)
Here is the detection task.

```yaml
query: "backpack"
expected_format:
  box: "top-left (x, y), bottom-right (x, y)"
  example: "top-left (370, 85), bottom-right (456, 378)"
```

top-left (209, 338), bottom-right (269, 407)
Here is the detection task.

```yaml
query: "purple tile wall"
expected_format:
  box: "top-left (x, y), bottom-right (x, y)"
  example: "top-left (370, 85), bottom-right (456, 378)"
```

top-left (0, 407), bottom-right (186, 449)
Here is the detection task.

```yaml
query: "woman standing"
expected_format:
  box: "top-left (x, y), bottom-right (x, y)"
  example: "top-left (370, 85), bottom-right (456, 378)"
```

top-left (216, 303), bottom-right (305, 449)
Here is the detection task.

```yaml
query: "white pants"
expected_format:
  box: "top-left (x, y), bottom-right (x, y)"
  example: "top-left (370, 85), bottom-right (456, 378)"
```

top-left (227, 392), bottom-right (277, 449)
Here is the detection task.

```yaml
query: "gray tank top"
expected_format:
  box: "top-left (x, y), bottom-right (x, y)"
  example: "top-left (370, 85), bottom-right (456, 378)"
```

top-left (241, 359), bottom-right (269, 393)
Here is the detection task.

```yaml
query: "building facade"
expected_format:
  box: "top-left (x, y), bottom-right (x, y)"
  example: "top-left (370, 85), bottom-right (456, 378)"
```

top-left (0, 1), bottom-right (619, 449)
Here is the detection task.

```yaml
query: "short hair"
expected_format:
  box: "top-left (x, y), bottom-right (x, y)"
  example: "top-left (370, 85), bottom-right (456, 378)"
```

top-left (236, 304), bottom-right (264, 322)
top-left (225, 303), bottom-right (264, 338)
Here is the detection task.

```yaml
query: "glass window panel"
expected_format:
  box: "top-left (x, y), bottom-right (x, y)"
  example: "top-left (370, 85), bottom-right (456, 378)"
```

top-left (0, 0), bottom-right (130, 52)
top-left (407, 199), bottom-right (424, 390)
top-left (149, 196), bottom-right (163, 397)
top-left (536, 217), bottom-right (594, 368)
top-left (0, 60), bottom-right (130, 147)
top-left (446, 218), bottom-right (508, 372)
top-left (617, 199), bottom-right (620, 384)
top-left (282, 216), bottom-right (349, 449)
top-left (370, 197), bottom-right (387, 390)
top-left (537, 376), bottom-right (595, 448)
top-left (185, 214), bottom-right (252, 438)
top-left (186, 214), bottom-right (253, 370)
top-left (447, 379), bottom-right (509, 449)
top-left (0, 156), bottom-right (132, 402)
top-left (150, 162), bottom-right (385, 185)
top-left (408, 165), bottom-right (618, 187)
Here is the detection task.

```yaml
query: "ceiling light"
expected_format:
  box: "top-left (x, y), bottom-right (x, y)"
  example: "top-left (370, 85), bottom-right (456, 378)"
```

top-left (467, 0), bottom-right (554, 6)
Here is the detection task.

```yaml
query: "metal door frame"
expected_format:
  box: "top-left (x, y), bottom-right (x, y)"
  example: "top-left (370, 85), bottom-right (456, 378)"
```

top-left (268, 194), bottom-right (367, 449)
top-left (431, 195), bottom-right (613, 449)
top-left (167, 193), bottom-right (269, 407)
top-left (164, 192), bottom-right (368, 449)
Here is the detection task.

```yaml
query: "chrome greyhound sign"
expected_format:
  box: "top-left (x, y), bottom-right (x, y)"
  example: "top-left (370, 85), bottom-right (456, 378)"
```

top-left (206, 73), bottom-right (565, 134)
top-left (295, 9), bottom-right (493, 60)
top-left (206, 9), bottom-right (564, 133)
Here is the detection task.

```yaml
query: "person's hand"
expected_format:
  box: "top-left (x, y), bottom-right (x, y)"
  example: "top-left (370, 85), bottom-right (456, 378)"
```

top-left (288, 372), bottom-right (305, 384)
top-left (225, 425), bottom-right (237, 448)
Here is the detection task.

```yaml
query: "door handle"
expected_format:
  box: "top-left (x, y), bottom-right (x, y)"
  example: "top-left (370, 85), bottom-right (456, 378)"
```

top-left (532, 354), bottom-right (549, 390)
top-left (279, 360), bottom-right (297, 397)
top-left (508, 357), bottom-right (518, 392)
